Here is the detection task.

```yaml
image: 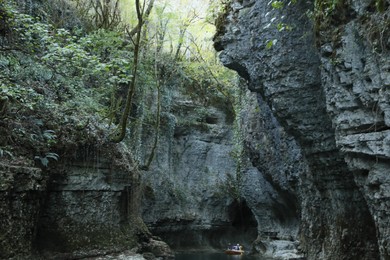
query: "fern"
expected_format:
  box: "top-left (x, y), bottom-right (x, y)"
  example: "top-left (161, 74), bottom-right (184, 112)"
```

top-left (0, 148), bottom-right (13, 158)
top-left (34, 152), bottom-right (59, 167)
top-left (43, 130), bottom-right (57, 140)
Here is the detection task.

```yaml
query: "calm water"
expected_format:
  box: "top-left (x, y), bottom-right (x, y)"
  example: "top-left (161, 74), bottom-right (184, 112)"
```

top-left (175, 252), bottom-right (273, 260)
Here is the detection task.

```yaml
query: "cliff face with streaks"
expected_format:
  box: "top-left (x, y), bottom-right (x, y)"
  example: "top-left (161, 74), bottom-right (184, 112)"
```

top-left (2, 0), bottom-right (390, 259)
top-left (214, 0), bottom-right (390, 259)
top-left (140, 92), bottom-right (304, 258)
top-left (0, 164), bottom-right (45, 259)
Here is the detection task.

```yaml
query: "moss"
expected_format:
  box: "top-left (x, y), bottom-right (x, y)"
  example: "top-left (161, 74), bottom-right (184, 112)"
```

top-left (376, 0), bottom-right (386, 12)
top-left (312, 0), bottom-right (390, 55)
top-left (363, 11), bottom-right (390, 53)
top-left (313, 0), bottom-right (351, 47)
top-left (213, 1), bottom-right (233, 51)
top-left (0, 3), bottom-right (11, 37)
top-left (143, 184), bottom-right (155, 200)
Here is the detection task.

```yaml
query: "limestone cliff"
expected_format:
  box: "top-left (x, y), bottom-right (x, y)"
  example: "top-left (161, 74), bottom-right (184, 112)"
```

top-left (139, 93), bottom-right (258, 249)
top-left (214, 0), bottom-right (389, 259)
top-left (0, 164), bottom-right (45, 259)
top-left (2, 0), bottom-right (389, 259)
top-left (140, 89), bottom-right (304, 258)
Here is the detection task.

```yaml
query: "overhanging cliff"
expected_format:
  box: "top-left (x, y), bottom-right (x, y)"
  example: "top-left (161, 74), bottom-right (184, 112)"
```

top-left (214, 0), bottom-right (389, 259)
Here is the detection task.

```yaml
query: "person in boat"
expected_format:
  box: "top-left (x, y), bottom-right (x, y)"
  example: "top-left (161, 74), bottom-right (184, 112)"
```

top-left (225, 244), bottom-right (244, 255)
top-left (227, 243), bottom-right (232, 250)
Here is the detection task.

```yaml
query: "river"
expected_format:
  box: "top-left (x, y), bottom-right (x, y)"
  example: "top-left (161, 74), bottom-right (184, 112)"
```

top-left (175, 251), bottom-right (275, 260)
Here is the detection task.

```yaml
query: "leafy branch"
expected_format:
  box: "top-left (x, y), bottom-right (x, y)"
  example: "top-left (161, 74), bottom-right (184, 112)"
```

top-left (34, 152), bottom-right (59, 167)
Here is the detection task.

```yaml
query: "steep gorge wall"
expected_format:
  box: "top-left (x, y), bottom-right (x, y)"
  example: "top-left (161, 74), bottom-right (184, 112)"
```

top-left (319, 1), bottom-right (390, 257)
top-left (139, 96), bottom-right (254, 249)
top-left (239, 93), bottom-right (307, 258)
top-left (139, 90), bottom-right (303, 257)
top-left (1, 0), bottom-right (307, 257)
top-left (214, 0), bottom-right (389, 259)
top-left (0, 142), bottom-right (174, 259)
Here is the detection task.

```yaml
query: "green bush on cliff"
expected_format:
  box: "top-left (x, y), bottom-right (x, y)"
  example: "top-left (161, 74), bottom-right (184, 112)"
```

top-left (1, 0), bottom-right (238, 167)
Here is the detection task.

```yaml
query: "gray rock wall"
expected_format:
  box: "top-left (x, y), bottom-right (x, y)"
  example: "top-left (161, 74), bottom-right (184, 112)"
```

top-left (0, 164), bottom-right (46, 259)
top-left (36, 157), bottom-right (134, 256)
top-left (214, 0), bottom-right (388, 259)
top-left (240, 93), bottom-right (305, 258)
top-left (319, 2), bottom-right (390, 258)
top-left (141, 99), bottom-right (248, 248)
top-left (140, 92), bottom-right (303, 257)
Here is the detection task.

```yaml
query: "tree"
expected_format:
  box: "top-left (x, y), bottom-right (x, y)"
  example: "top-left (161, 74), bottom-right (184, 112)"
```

top-left (91, 0), bottom-right (121, 29)
top-left (126, 0), bottom-right (155, 38)
top-left (111, 0), bottom-right (154, 143)
top-left (174, 9), bottom-right (199, 61)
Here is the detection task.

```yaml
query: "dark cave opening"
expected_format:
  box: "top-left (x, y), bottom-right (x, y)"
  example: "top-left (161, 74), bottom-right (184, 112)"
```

top-left (228, 199), bottom-right (258, 229)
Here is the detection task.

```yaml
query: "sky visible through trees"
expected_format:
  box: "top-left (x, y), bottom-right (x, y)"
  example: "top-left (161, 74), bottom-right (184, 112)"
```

top-left (120, 0), bottom-right (216, 60)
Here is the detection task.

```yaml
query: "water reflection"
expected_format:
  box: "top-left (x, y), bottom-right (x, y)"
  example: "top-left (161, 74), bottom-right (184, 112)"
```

top-left (175, 252), bottom-right (274, 260)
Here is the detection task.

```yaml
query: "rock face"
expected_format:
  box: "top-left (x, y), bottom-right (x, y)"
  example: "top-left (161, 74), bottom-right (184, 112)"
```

top-left (34, 144), bottom-right (174, 259)
top-left (0, 164), bottom-right (46, 259)
top-left (319, 3), bottom-right (390, 258)
top-left (214, 0), bottom-right (389, 259)
top-left (36, 148), bottom-right (135, 256)
top-left (140, 92), bottom-right (303, 258)
top-left (140, 97), bottom-right (256, 249)
top-left (239, 93), bottom-right (306, 259)
top-left (0, 143), bottom-right (173, 259)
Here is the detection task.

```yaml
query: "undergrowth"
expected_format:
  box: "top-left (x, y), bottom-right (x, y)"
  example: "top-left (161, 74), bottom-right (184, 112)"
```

top-left (0, 0), bottom-right (237, 169)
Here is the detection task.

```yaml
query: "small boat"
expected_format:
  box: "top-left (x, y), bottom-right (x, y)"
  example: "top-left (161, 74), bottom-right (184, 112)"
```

top-left (225, 249), bottom-right (244, 255)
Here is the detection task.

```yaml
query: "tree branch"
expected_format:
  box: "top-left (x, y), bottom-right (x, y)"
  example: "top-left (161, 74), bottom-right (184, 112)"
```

top-left (127, 0), bottom-right (155, 38)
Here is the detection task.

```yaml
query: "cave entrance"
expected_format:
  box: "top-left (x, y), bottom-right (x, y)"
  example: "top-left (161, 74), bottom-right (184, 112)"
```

top-left (228, 199), bottom-right (258, 229)
top-left (219, 199), bottom-right (258, 251)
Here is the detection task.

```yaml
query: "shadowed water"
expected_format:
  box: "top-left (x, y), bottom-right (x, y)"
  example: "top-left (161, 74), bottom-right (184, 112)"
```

top-left (175, 252), bottom-right (275, 260)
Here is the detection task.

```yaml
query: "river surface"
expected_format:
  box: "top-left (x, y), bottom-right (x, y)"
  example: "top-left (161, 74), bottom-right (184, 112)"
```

top-left (175, 252), bottom-right (274, 260)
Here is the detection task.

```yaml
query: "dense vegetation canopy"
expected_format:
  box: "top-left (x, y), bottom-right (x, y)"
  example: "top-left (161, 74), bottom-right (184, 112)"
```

top-left (0, 0), bottom-right (240, 169)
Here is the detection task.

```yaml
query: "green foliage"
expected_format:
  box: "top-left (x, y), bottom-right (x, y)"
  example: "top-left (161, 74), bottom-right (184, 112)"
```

top-left (223, 172), bottom-right (241, 200)
top-left (311, 0), bottom-right (389, 51)
top-left (0, 82), bottom-right (42, 111)
top-left (376, 0), bottom-right (386, 12)
top-left (42, 130), bottom-right (57, 145)
top-left (0, 0), bottom-right (239, 171)
top-left (313, 0), bottom-right (344, 19)
top-left (266, 39), bottom-right (277, 49)
top-left (34, 152), bottom-right (59, 167)
top-left (206, 0), bottom-right (232, 25)
top-left (271, 1), bottom-right (284, 9)
top-left (277, 22), bottom-right (292, 32)
top-left (227, 79), bottom-right (250, 200)
top-left (10, 11), bottom-right (51, 51)
top-left (213, 0), bottom-right (233, 40)
top-left (42, 29), bottom-right (133, 90)
top-left (263, 0), bottom-right (297, 50)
